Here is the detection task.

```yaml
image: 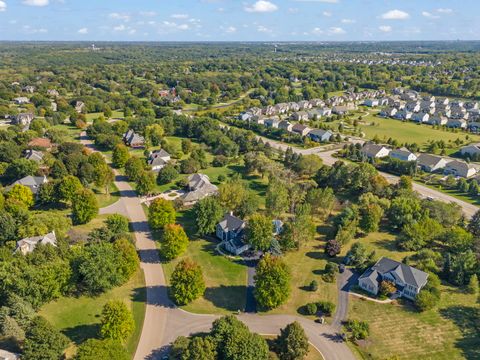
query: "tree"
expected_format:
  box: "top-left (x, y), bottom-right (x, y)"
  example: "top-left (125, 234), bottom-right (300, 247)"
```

top-left (4, 159), bottom-right (38, 182)
top-left (0, 213), bottom-right (17, 245)
top-left (124, 156), bottom-right (144, 182)
top-left (345, 320), bottom-right (370, 341)
top-left (399, 218), bottom-right (444, 251)
top-left (246, 213), bottom-right (273, 252)
top-left (254, 254), bottom-right (291, 310)
top-left (194, 196), bottom-right (224, 236)
top-left (100, 300), bottom-right (134, 342)
top-left (114, 238), bottom-right (140, 280)
top-left (148, 198), bottom-right (176, 229)
top-left (265, 180), bottom-right (289, 217)
top-left (145, 124), bottom-right (165, 146)
top-left (181, 336), bottom-right (217, 360)
top-left (293, 155), bottom-right (323, 177)
top-left (415, 290), bottom-right (440, 312)
top-left (156, 164), bottom-right (179, 185)
top-left (106, 214), bottom-right (130, 235)
top-left (58, 175), bottom-right (83, 204)
top-left (170, 258), bottom-right (206, 305)
top-left (280, 210), bottom-right (316, 251)
top-left (468, 210), bottom-right (480, 237)
top-left (387, 195), bottom-right (422, 229)
top-left (7, 184), bottom-right (34, 208)
top-left (218, 180), bottom-right (247, 212)
top-left (160, 224), bottom-right (189, 260)
top-left (275, 322), bottom-right (309, 360)
top-left (72, 189), bottom-right (99, 225)
top-left (467, 274), bottom-right (479, 295)
top-left (135, 171), bottom-right (155, 196)
top-left (306, 187), bottom-right (335, 220)
top-left (359, 202), bottom-right (383, 234)
top-left (398, 175), bottom-right (413, 191)
top-left (75, 339), bottom-right (129, 360)
top-left (347, 242), bottom-right (375, 271)
top-left (322, 262), bottom-right (338, 283)
top-left (325, 239), bottom-right (341, 257)
top-left (379, 280), bottom-right (396, 297)
top-left (23, 316), bottom-right (69, 360)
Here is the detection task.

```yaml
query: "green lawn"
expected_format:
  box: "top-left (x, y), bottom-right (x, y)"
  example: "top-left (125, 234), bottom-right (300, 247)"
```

top-left (40, 269), bottom-right (146, 358)
top-left (348, 285), bottom-right (479, 360)
top-left (93, 182), bottom-right (121, 208)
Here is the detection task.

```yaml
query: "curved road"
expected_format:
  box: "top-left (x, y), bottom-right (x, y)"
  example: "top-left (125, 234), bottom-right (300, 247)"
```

top-left (80, 133), bottom-right (355, 360)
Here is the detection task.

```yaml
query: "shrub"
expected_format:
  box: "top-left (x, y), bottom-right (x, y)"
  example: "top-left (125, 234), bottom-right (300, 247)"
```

top-left (379, 280), bottom-right (396, 297)
top-left (309, 280), bottom-right (318, 292)
top-left (316, 301), bottom-right (335, 316)
top-left (304, 302), bottom-right (317, 315)
top-left (345, 319), bottom-right (369, 341)
top-left (322, 262), bottom-right (338, 283)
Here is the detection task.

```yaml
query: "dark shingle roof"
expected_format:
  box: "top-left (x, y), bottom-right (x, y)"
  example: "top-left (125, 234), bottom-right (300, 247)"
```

top-left (371, 257), bottom-right (428, 288)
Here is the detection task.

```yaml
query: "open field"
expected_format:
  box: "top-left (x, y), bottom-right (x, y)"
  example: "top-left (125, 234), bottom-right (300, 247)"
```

top-left (40, 269), bottom-right (146, 358)
top-left (348, 286), bottom-right (479, 360)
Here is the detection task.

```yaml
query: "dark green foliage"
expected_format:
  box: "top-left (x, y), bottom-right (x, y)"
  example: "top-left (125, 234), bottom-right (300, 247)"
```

top-left (170, 258), bottom-right (205, 305)
top-left (157, 164), bottom-right (179, 185)
top-left (275, 322), bottom-right (309, 360)
top-left (75, 339), bottom-right (129, 360)
top-left (193, 196), bottom-right (224, 236)
top-left (345, 319), bottom-right (370, 341)
top-left (72, 189), bottom-right (99, 225)
top-left (23, 316), bottom-right (69, 360)
top-left (254, 254), bottom-right (291, 310)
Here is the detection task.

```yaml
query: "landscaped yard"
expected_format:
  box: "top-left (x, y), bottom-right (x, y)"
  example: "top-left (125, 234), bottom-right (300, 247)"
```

top-left (40, 269), bottom-right (146, 358)
top-left (347, 286), bottom-right (479, 360)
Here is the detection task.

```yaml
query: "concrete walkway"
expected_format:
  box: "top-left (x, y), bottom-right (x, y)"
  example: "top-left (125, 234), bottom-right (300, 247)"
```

top-left (81, 132), bottom-right (356, 360)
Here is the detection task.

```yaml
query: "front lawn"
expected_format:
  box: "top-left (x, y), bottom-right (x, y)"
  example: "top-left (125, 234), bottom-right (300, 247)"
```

top-left (39, 269), bottom-right (146, 358)
top-left (347, 285), bottom-right (479, 360)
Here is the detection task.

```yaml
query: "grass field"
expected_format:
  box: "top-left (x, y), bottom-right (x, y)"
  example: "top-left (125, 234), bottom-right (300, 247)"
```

top-left (40, 269), bottom-right (146, 358)
top-left (348, 286), bottom-right (479, 360)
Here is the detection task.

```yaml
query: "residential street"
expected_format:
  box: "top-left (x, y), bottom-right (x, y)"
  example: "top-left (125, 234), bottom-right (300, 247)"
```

top-left (80, 132), bottom-right (356, 360)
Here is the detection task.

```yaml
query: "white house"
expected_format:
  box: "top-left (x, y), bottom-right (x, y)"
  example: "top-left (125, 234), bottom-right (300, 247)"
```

top-left (461, 143), bottom-right (480, 157)
top-left (147, 149), bottom-right (171, 172)
top-left (16, 231), bottom-right (57, 255)
top-left (417, 154), bottom-right (448, 173)
top-left (363, 99), bottom-right (379, 107)
top-left (390, 147), bottom-right (417, 162)
top-left (360, 143), bottom-right (391, 159)
top-left (444, 160), bottom-right (477, 178)
top-left (216, 213), bottom-right (250, 256)
top-left (411, 112), bottom-right (429, 123)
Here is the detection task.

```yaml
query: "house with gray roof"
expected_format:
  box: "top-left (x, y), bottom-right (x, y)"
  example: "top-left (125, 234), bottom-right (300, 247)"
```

top-left (444, 160), bottom-right (477, 178)
top-left (147, 149), bottom-right (171, 172)
top-left (307, 129), bottom-right (333, 143)
top-left (12, 112), bottom-right (34, 130)
top-left (180, 173), bottom-right (218, 206)
top-left (11, 175), bottom-right (48, 195)
top-left (358, 257), bottom-right (428, 300)
top-left (291, 124), bottom-right (311, 137)
top-left (278, 120), bottom-right (293, 132)
top-left (123, 129), bottom-right (145, 148)
top-left (291, 111), bottom-right (309, 122)
top-left (24, 149), bottom-right (44, 163)
top-left (16, 231), bottom-right (57, 255)
top-left (461, 143), bottom-right (480, 157)
top-left (417, 154), bottom-right (448, 173)
top-left (390, 147), bottom-right (417, 162)
top-left (13, 97), bottom-right (29, 105)
top-left (216, 212), bottom-right (250, 255)
top-left (360, 143), bottom-right (390, 159)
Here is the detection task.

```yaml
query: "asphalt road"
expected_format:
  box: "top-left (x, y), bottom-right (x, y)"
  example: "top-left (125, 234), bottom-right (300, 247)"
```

top-left (80, 132), bottom-right (356, 360)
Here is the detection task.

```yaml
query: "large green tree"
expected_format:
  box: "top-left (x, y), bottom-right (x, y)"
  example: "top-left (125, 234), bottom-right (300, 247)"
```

top-left (75, 339), bottom-right (129, 360)
top-left (160, 224), bottom-right (189, 260)
top-left (170, 258), bottom-right (205, 305)
top-left (148, 198), bottom-right (176, 229)
top-left (254, 254), bottom-right (291, 310)
top-left (23, 316), bottom-right (69, 360)
top-left (275, 322), bottom-right (309, 360)
top-left (99, 300), bottom-right (135, 342)
top-left (193, 196), bottom-right (224, 236)
top-left (246, 213), bottom-right (273, 251)
top-left (72, 188), bottom-right (99, 225)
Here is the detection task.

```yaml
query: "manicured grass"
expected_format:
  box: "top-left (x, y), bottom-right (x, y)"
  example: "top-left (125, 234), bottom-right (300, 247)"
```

top-left (67, 214), bottom-right (109, 242)
top-left (268, 222), bottom-right (338, 317)
top-left (51, 123), bottom-right (81, 142)
top-left (39, 269), bottom-right (146, 358)
top-left (160, 208), bottom-right (248, 314)
top-left (416, 180), bottom-right (480, 206)
top-left (93, 182), bottom-right (121, 208)
top-left (356, 113), bottom-right (480, 149)
top-left (347, 284), bottom-right (479, 360)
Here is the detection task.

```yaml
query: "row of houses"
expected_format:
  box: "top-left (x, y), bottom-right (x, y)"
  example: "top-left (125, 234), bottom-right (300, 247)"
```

top-left (378, 90), bottom-right (480, 131)
top-left (362, 143), bottom-right (478, 178)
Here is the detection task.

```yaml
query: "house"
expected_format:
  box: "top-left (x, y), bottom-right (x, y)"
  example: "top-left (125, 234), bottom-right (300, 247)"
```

top-left (16, 231), bottom-right (57, 255)
top-left (47, 89), bottom-right (60, 97)
top-left (444, 160), bottom-right (477, 178)
top-left (12, 112), bottom-right (34, 129)
top-left (180, 173), bottom-right (218, 205)
top-left (51, 101), bottom-right (58, 112)
top-left (360, 143), bottom-right (391, 159)
top-left (390, 147), bottom-right (417, 162)
top-left (123, 129), bottom-right (145, 148)
top-left (291, 111), bottom-right (309, 121)
top-left (363, 99), bottom-right (379, 107)
top-left (307, 129), bottom-right (333, 143)
top-left (332, 106), bottom-right (349, 115)
top-left (0, 349), bottom-right (20, 360)
top-left (288, 102), bottom-right (300, 112)
top-left (380, 107), bottom-right (397, 118)
top-left (291, 124), bottom-right (311, 137)
top-left (239, 112), bottom-right (253, 121)
top-left (13, 96), bottom-right (29, 105)
top-left (22, 85), bottom-right (35, 93)
top-left (411, 112), bottom-right (429, 123)
top-left (427, 114), bottom-right (448, 126)
top-left (24, 149), bottom-right (44, 163)
top-left (460, 143), bottom-right (480, 157)
top-left (75, 101), bottom-right (85, 113)
top-left (28, 137), bottom-right (53, 149)
top-left (147, 149), bottom-right (171, 172)
top-left (417, 154), bottom-right (448, 173)
top-left (272, 219), bottom-right (283, 236)
top-left (394, 109), bottom-right (413, 120)
top-left (11, 175), bottom-right (48, 195)
top-left (264, 118), bottom-right (281, 128)
top-left (298, 100), bottom-right (312, 110)
top-left (216, 212), bottom-right (250, 256)
top-left (446, 119), bottom-right (467, 129)
top-left (358, 257), bottom-right (428, 300)
top-left (278, 120), bottom-right (293, 132)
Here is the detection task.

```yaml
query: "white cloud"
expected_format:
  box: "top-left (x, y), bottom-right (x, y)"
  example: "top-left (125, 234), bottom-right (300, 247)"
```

top-left (437, 8), bottom-right (453, 14)
top-left (341, 18), bottom-right (355, 24)
top-left (379, 25), bottom-right (392, 33)
top-left (22, 0), bottom-right (49, 6)
top-left (225, 26), bottom-right (237, 33)
top-left (0, 1), bottom-right (6, 12)
top-left (113, 24), bottom-right (126, 31)
top-left (312, 27), bottom-right (324, 35)
top-left (322, 11), bottom-right (332, 17)
top-left (77, 27), bottom-right (88, 34)
top-left (23, 25), bottom-right (48, 33)
top-left (245, 1), bottom-right (278, 13)
top-left (422, 11), bottom-right (439, 19)
top-left (140, 11), bottom-right (156, 17)
top-left (380, 9), bottom-right (410, 20)
top-left (171, 13), bottom-right (189, 19)
top-left (109, 12), bottom-right (131, 21)
top-left (161, 21), bottom-right (190, 31)
top-left (328, 27), bottom-right (345, 35)
top-left (257, 25), bottom-right (272, 33)
top-left (295, 0), bottom-right (338, 3)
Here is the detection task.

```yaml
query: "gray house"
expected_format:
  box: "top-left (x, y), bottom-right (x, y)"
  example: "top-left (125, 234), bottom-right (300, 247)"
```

top-left (307, 129), bottom-right (333, 143)
top-left (147, 149), bottom-right (171, 172)
top-left (16, 231), bottom-right (57, 255)
top-left (10, 175), bottom-right (48, 195)
top-left (216, 213), bottom-right (250, 255)
top-left (123, 129), bottom-right (145, 148)
top-left (417, 154), bottom-right (448, 173)
top-left (180, 173), bottom-right (218, 206)
top-left (358, 257), bottom-right (428, 300)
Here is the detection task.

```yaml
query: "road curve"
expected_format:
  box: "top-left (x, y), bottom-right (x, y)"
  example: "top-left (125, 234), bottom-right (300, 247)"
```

top-left (80, 132), bottom-right (356, 360)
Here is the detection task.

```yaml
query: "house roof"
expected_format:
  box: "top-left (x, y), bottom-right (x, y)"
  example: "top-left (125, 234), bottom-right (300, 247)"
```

top-left (308, 129), bottom-right (332, 137)
top-left (25, 149), bottom-right (44, 162)
top-left (181, 173), bottom-right (218, 203)
top-left (361, 143), bottom-right (389, 157)
top-left (446, 160), bottom-right (475, 172)
top-left (391, 147), bottom-right (415, 158)
top-left (11, 175), bottom-right (47, 194)
top-left (16, 231), bottom-right (57, 255)
top-left (148, 149), bottom-right (170, 166)
top-left (218, 213), bottom-right (245, 233)
top-left (417, 153), bottom-right (445, 167)
top-left (28, 137), bottom-right (52, 148)
top-left (368, 257), bottom-right (429, 288)
top-left (292, 124), bottom-right (310, 132)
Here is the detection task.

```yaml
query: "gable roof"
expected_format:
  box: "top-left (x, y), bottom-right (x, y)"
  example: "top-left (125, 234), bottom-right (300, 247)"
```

top-left (25, 149), bottom-right (44, 162)
top-left (390, 147), bottom-right (415, 158)
top-left (361, 143), bottom-right (389, 157)
top-left (16, 231), bottom-right (57, 255)
top-left (417, 153), bottom-right (445, 167)
top-left (371, 257), bottom-right (428, 288)
top-left (218, 213), bottom-right (245, 233)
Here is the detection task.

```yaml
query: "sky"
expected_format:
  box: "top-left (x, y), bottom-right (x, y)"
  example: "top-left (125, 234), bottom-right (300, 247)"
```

top-left (0, 0), bottom-right (478, 41)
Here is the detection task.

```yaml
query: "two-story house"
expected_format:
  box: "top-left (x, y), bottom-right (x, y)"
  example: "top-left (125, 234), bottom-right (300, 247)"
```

top-left (216, 213), bottom-right (249, 255)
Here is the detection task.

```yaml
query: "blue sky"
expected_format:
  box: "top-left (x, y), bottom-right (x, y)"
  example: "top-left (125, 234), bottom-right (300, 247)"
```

top-left (0, 0), bottom-right (478, 41)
